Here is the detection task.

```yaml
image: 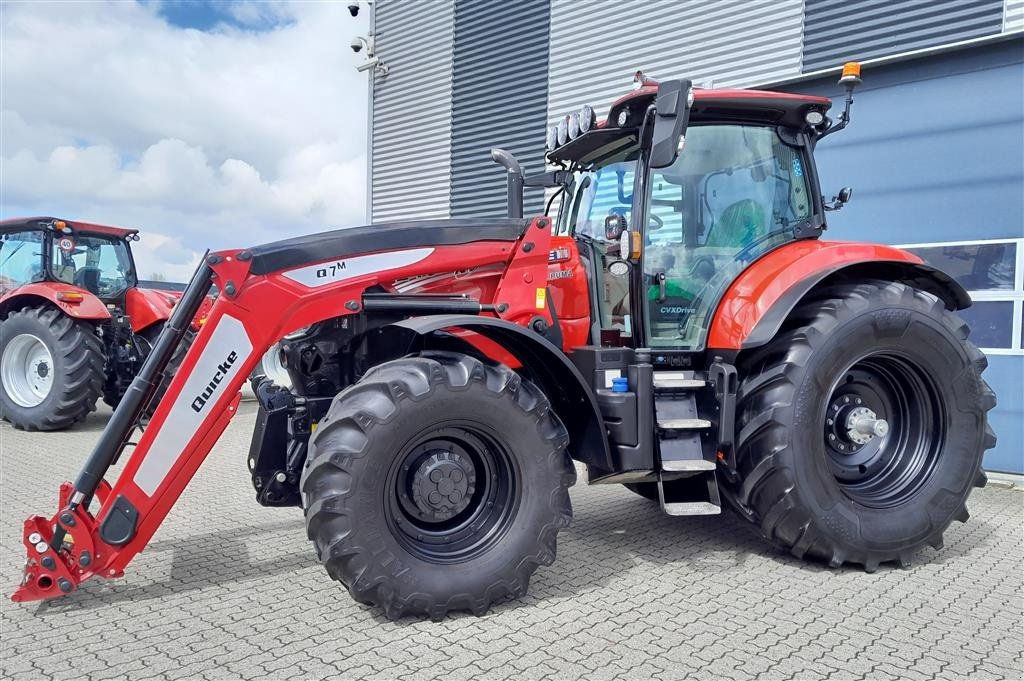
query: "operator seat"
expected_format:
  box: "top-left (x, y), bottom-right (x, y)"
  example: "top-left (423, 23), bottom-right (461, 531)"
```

top-left (705, 198), bottom-right (765, 248)
top-left (77, 267), bottom-right (101, 295)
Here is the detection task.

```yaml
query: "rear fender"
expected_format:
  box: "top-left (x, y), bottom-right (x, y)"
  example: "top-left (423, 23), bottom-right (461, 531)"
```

top-left (708, 240), bottom-right (970, 351)
top-left (0, 283), bottom-right (109, 321)
top-left (373, 314), bottom-right (614, 472)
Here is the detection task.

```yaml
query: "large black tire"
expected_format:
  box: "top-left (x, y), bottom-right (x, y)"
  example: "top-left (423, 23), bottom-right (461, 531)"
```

top-left (102, 322), bottom-right (194, 417)
top-left (730, 281), bottom-right (996, 571)
top-left (0, 307), bottom-right (104, 431)
top-left (302, 351), bottom-right (575, 619)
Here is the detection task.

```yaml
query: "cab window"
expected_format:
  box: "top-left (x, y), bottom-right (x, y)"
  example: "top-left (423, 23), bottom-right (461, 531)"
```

top-left (644, 124), bottom-right (812, 348)
top-left (0, 231), bottom-right (46, 290)
top-left (51, 234), bottom-right (134, 298)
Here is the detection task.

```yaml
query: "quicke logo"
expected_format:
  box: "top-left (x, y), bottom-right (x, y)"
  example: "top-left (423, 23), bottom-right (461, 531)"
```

top-left (191, 351), bottom-right (239, 412)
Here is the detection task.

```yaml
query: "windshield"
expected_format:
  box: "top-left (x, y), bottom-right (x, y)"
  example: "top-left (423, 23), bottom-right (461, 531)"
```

top-left (51, 233), bottom-right (134, 298)
top-left (644, 124), bottom-right (812, 348)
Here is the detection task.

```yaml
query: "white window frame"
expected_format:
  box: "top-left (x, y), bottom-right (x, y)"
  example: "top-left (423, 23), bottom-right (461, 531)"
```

top-left (896, 237), bottom-right (1024, 356)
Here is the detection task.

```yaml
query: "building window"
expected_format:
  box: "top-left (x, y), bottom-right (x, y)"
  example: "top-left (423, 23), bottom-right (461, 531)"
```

top-left (899, 238), bottom-right (1024, 355)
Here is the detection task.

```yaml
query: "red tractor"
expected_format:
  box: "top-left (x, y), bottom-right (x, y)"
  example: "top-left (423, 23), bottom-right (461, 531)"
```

top-left (0, 218), bottom-right (201, 430)
top-left (13, 65), bottom-right (995, 620)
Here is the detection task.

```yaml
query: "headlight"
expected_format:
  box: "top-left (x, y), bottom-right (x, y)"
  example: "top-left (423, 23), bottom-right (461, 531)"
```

top-left (617, 109), bottom-right (629, 127)
top-left (557, 117), bottom-right (568, 145)
top-left (545, 125), bottom-right (558, 150)
top-left (568, 112), bottom-right (581, 139)
top-left (805, 110), bottom-right (825, 126)
top-left (579, 105), bottom-right (595, 133)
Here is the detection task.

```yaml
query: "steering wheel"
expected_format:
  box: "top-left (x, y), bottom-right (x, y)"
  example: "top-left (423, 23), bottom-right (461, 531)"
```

top-left (649, 213), bottom-right (664, 230)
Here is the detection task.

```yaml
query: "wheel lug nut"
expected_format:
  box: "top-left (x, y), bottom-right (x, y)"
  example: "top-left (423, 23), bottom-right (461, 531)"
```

top-left (827, 419), bottom-right (834, 426)
top-left (855, 398), bottom-right (862, 404)
top-left (828, 434), bottom-right (836, 441)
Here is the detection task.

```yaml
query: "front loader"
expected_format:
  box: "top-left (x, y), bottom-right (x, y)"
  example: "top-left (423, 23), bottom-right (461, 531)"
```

top-left (13, 64), bottom-right (995, 619)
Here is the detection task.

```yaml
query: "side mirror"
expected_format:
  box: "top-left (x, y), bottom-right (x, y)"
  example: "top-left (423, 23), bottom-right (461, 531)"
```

top-left (650, 79), bottom-right (694, 169)
top-left (825, 186), bottom-right (853, 211)
top-left (604, 214), bottom-right (627, 241)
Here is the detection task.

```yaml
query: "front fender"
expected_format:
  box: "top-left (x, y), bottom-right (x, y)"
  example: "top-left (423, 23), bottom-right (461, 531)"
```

top-left (0, 283), bottom-right (110, 321)
top-left (708, 240), bottom-right (970, 351)
top-left (125, 287), bottom-right (178, 333)
top-left (373, 314), bottom-right (614, 473)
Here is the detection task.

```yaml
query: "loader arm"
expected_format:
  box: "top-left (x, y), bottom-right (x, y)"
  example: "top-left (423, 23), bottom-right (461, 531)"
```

top-left (12, 217), bottom-right (554, 602)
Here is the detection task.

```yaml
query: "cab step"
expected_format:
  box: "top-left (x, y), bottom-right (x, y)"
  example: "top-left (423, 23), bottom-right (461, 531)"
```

top-left (655, 393), bottom-right (716, 472)
top-left (661, 458), bottom-right (715, 472)
top-left (653, 372), bottom-right (707, 391)
top-left (657, 418), bottom-right (712, 430)
top-left (658, 471), bottom-right (722, 516)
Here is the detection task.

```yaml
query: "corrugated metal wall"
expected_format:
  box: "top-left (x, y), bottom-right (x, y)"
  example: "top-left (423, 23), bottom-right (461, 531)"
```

top-left (371, 0), bottom-right (455, 222)
top-left (1007, 0), bottom-right (1024, 31)
top-left (546, 0), bottom-right (804, 123)
top-left (802, 0), bottom-right (1005, 72)
top-left (450, 0), bottom-right (550, 218)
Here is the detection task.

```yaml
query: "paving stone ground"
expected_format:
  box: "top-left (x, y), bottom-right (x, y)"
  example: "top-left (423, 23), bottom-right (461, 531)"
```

top-left (1, 402), bottom-right (1022, 680)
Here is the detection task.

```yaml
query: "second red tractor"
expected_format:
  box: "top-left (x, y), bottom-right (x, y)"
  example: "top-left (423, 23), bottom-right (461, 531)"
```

top-left (0, 218), bottom-right (203, 430)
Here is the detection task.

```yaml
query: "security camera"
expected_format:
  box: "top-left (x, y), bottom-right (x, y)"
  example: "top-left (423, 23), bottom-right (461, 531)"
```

top-left (347, 4), bottom-right (359, 17)
top-left (355, 57), bottom-right (380, 72)
top-left (350, 37), bottom-right (363, 53)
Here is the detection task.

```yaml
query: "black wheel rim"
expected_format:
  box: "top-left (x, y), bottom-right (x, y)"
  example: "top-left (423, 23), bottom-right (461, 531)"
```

top-left (822, 353), bottom-right (944, 508)
top-left (385, 422), bottom-right (519, 563)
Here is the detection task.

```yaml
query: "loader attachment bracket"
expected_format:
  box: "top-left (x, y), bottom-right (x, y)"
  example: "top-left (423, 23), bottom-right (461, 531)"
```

top-left (12, 483), bottom-right (120, 603)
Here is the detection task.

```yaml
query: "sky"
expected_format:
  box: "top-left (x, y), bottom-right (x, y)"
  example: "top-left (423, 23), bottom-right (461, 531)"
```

top-left (1, 0), bottom-right (370, 281)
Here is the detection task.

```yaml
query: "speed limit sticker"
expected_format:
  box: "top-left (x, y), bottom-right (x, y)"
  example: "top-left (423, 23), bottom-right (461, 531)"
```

top-left (58, 237), bottom-right (75, 253)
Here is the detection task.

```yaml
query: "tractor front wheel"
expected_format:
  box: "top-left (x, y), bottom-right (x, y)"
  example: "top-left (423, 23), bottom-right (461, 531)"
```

top-left (731, 281), bottom-right (996, 571)
top-left (0, 307), bottom-right (104, 431)
top-left (301, 352), bottom-right (575, 619)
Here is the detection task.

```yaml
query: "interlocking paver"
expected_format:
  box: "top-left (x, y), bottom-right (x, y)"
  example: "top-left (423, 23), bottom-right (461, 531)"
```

top-left (1, 402), bottom-right (1022, 680)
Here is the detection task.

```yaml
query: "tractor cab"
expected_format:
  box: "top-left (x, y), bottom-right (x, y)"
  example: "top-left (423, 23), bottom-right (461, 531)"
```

top-left (0, 218), bottom-right (139, 302)
top-left (543, 74), bottom-right (834, 357)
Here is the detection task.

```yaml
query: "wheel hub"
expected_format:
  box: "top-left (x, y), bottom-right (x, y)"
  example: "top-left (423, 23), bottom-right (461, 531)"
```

top-left (845, 406), bottom-right (889, 445)
top-left (825, 392), bottom-right (890, 454)
top-left (410, 449), bottom-right (476, 522)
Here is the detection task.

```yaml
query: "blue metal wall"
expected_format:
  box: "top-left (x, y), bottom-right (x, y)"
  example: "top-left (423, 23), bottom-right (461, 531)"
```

top-left (780, 39), bottom-right (1024, 472)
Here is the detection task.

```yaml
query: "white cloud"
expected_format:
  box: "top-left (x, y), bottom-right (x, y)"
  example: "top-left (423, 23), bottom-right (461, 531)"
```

top-left (1, 0), bottom-right (370, 281)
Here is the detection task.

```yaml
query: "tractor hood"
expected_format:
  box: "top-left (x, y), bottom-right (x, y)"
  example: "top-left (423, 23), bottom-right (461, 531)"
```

top-left (244, 218), bottom-right (532, 276)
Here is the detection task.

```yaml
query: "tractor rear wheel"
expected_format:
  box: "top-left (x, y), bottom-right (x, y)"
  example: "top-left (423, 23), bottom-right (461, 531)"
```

top-left (301, 352), bottom-right (575, 619)
top-left (0, 307), bottom-right (104, 431)
top-left (731, 281), bottom-right (995, 571)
